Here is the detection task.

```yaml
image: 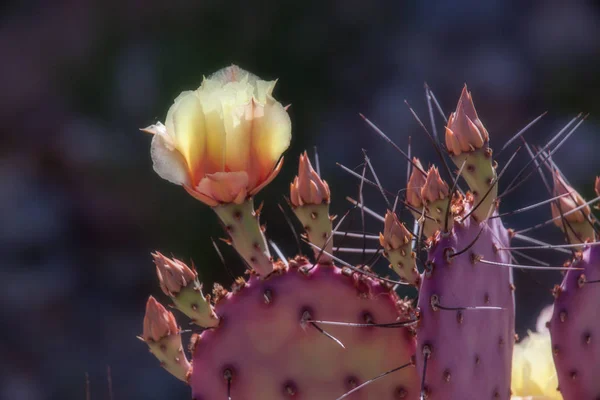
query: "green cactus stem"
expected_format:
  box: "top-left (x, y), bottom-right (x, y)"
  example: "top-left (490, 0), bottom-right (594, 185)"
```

top-left (213, 199), bottom-right (274, 277)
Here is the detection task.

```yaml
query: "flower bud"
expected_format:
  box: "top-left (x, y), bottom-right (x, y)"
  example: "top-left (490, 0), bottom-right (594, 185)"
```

top-left (153, 252), bottom-right (197, 296)
top-left (551, 171), bottom-right (590, 225)
top-left (406, 158), bottom-right (426, 208)
top-left (445, 85), bottom-right (489, 156)
top-left (379, 210), bottom-right (412, 251)
top-left (421, 166), bottom-right (449, 205)
top-left (143, 296), bottom-right (178, 342)
top-left (290, 151), bottom-right (330, 207)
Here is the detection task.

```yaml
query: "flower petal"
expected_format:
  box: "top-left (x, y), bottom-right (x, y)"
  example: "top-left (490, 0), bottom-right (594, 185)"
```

top-left (250, 98), bottom-right (292, 183)
top-left (196, 171), bottom-right (249, 204)
top-left (250, 157), bottom-right (284, 196)
top-left (150, 134), bottom-right (191, 186)
top-left (165, 91), bottom-right (206, 183)
top-left (222, 97), bottom-right (253, 174)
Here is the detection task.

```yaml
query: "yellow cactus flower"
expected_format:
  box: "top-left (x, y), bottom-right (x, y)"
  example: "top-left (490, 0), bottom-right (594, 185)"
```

top-left (511, 306), bottom-right (562, 400)
top-left (143, 65), bottom-right (292, 206)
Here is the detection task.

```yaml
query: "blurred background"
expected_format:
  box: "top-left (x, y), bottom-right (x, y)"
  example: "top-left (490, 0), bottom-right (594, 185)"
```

top-left (1, 0), bottom-right (600, 399)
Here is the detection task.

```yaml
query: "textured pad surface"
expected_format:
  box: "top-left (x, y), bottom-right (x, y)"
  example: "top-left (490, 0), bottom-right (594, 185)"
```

top-left (550, 245), bottom-right (600, 400)
top-left (416, 211), bottom-right (515, 400)
top-left (191, 262), bottom-right (419, 399)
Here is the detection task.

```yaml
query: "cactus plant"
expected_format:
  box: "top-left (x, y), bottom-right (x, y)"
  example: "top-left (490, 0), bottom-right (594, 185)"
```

top-left (140, 65), bottom-right (600, 400)
top-left (414, 87), bottom-right (515, 399)
top-left (548, 174), bottom-right (600, 400)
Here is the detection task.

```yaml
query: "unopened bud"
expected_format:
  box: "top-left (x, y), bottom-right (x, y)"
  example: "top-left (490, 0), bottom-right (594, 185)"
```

top-left (153, 252), bottom-right (197, 296)
top-left (143, 296), bottom-right (178, 342)
top-left (421, 166), bottom-right (449, 205)
top-left (290, 151), bottom-right (330, 207)
top-left (445, 85), bottom-right (489, 156)
top-left (551, 171), bottom-right (590, 225)
top-left (407, 158), bottom-right (426, 208)
top-left (379, 210), bottom-right (412, 251)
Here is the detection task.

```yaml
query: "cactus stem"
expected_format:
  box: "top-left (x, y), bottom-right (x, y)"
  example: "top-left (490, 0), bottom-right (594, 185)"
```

top-left (213, 199), bottom-right (274, 277)
top-left (335, 361), bottom-right (414, 400)
top-left (443, 159), bottom-right (467, 232)
top-left (461, 145), bottom-right (521, 223)
top-left (449, 223), bottom-right (487, 258)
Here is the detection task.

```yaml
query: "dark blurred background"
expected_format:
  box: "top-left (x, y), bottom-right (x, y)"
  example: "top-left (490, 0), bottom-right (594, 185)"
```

top-left (2, 1), bottom-right (600, 399)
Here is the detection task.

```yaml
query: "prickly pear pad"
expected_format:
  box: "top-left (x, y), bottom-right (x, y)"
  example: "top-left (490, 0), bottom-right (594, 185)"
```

top-left (550, 244), bottom-right (600, 400)
top-left (190, 259), bottom-right (419, 399)
top-left (416, 204), bottom-right (515, 399)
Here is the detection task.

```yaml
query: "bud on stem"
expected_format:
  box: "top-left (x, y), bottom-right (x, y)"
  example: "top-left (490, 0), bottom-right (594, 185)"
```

top-left (290, 152), bottom-right (333, 264)
top-left (446, 85), bottom-right (497, 222)
top-left (379, 210), bottom-right (419, 285)
top-left (550, 171), bottom-right (595, 245)
top-left (142, 297), bottom-right (191, 382)
top-left (421, 166), bottom-right (452, 236)
top-left (153, 252), bottom-right (219, 328)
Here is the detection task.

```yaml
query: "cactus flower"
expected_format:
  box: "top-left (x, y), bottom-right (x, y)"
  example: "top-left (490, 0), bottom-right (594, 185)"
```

top-left (143, 296), bottom-right (178, 342)
top-left (290, 151), bottom-right (330, 207)
top-left (445, 85), bottom-right (489, 156)
top-left (143, 65), bottom-right (292, 206)
top-left (511, 307), bottom-right (561, 400)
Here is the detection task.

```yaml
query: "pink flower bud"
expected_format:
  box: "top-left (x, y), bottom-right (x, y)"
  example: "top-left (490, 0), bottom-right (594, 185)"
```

top-left (406, 158), bottom-right (426, 208)
top-left (153, 252), bottom-right (197, 296)
top-left (551, 171), bottom-right (590, 225)
top-left (421, 166), bottom-right (449, 205)
top-left (445, 85), bottom-right (489, 156)
top-left (290, 151), bottom-right (330, 207)
top-left (143, 296), bottom-right (178, 342)
top-left (379, 210), bottom-right (412, 251)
